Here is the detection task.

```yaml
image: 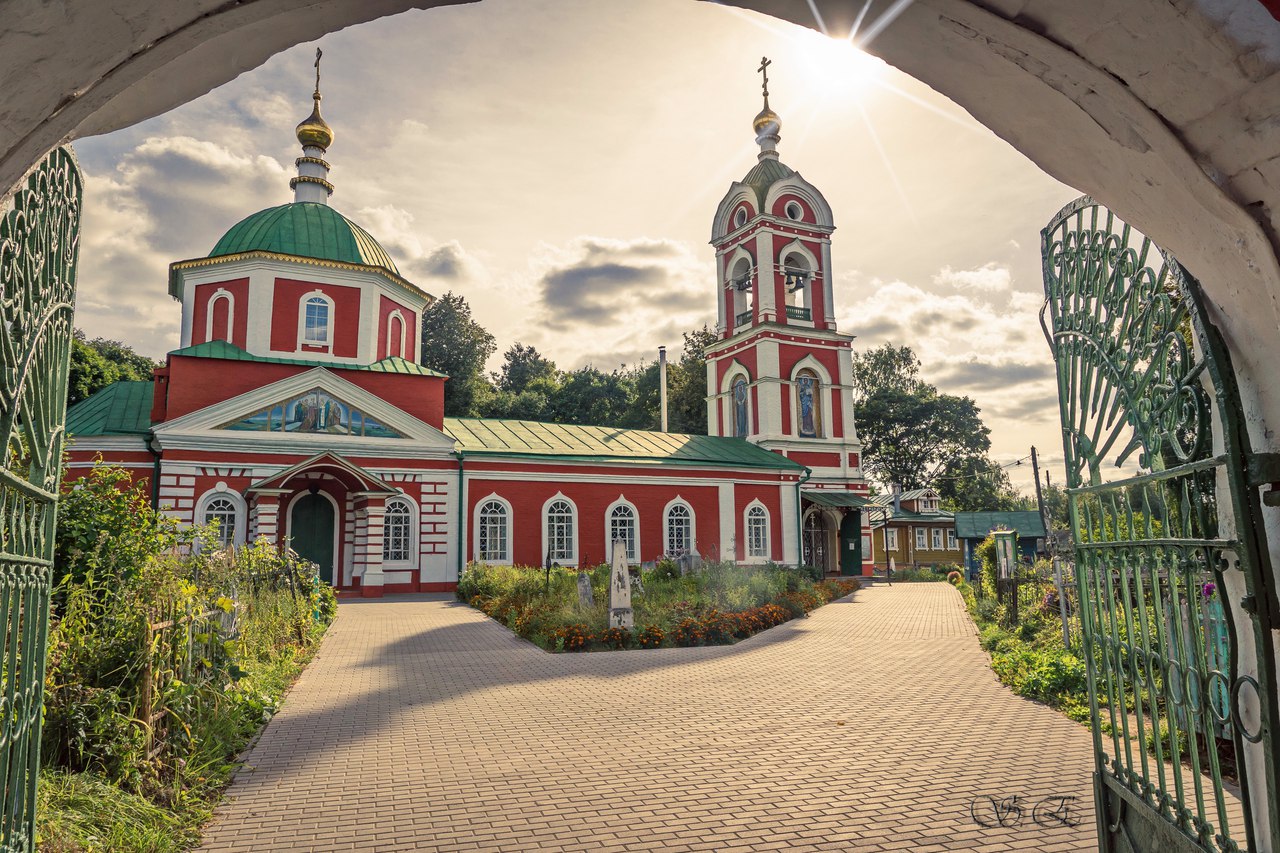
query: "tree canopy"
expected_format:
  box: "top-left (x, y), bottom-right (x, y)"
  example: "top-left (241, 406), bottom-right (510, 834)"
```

top-left (852, 343), bottom-right (1028, 511)
top-left (68, 331), bottom-right (160, 407)
top-left (419, 292), bottom-right (497, 418)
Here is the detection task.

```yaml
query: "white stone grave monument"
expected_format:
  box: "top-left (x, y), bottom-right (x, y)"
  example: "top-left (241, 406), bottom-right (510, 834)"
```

top-left (608, 540), bottom-right (633, 629)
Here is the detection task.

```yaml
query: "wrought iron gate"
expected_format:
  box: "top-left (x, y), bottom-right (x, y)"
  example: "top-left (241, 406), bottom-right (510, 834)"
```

top-left (0, 147), bottom-right (81, 851)
top-left (1041, 196), bottom-right (1280, 852)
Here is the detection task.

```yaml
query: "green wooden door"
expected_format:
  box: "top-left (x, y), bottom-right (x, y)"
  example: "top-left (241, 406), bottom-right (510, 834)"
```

top-left (839, 510), bottom-right (861, 576)
top-left (291, 494), bottom-right (335, 584)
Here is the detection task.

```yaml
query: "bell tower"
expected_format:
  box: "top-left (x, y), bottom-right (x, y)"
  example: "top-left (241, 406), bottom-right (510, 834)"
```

top-left (704, 59), bottom-right (865, 490)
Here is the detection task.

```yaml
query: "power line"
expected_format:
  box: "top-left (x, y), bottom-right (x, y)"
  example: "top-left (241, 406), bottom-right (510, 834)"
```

top-left (925, 454), bottom-right (1032, 484)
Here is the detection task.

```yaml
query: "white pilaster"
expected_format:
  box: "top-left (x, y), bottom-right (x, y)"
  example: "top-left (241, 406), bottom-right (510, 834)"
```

top-left (718, 483), bottom-right (735, 562)
top-left (780, 482), bottom-right (798, 565)
top-left (821, 241), bottom-right (836, 326)
top-left (755, 230), bottom-right (775, 321)
top-left (756, 339), bottom-right (782, 437)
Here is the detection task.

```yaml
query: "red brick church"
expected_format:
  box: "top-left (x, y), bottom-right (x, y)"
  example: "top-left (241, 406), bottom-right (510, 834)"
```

top-left (66, 64), bottom-right (874, 595)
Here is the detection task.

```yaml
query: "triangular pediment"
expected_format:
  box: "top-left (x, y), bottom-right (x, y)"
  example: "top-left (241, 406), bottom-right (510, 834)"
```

top-left (153, 367), bottom-right (456, 454)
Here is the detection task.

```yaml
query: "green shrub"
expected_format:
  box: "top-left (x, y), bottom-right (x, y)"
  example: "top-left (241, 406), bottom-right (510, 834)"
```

top-left (990, 644), bottom-right (1087, 705)
top-left (650, 558), bottom-right (681, 581)
top-left (43, 464), bottom-right (336, 843)
top-left (462, 561), bottom-right (856, 651)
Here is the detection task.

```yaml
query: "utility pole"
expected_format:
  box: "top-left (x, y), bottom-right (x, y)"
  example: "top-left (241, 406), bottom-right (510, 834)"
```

top-left (1031, 446), bottom-right (1047, 534)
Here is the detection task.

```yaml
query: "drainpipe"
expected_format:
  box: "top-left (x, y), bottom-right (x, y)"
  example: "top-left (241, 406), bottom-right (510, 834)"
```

top-left (146, 430), bottom-right (161, 508)
top-left (455, 450), bottom-right (465, 582)
top-left (794, 466), bottom-right (812, 568)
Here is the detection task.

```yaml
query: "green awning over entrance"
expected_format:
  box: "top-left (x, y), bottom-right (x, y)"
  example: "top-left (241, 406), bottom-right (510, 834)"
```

top-left (803, 490), bottom-right (874, 509)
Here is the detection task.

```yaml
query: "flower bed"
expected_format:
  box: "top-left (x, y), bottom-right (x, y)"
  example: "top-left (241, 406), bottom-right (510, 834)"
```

top-left (459, 561), bottom-right (859, 652)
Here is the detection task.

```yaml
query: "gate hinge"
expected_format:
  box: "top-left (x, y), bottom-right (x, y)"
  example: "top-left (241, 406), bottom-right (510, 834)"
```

top-left (1245, 452), bottom-right (1280, 496)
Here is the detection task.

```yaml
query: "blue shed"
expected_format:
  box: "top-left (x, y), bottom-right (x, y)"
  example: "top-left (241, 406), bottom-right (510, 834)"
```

top-left (953, 511), bottom-right (1047, 577)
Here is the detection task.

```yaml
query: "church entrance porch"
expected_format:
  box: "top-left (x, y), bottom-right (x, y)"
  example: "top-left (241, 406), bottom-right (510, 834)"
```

top-left (246, 452), bottom-right (402, 597)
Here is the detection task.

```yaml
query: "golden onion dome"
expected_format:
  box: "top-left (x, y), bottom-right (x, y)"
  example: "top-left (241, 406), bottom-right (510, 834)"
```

top-left (753, 105), bottom-right (780, 137)
top-left (296, 95), bottom-right (334, 150)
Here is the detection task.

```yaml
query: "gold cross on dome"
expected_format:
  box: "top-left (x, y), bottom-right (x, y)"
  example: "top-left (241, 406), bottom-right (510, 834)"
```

top-left (758, 56), bottom-right (771, 100)
top-left (314, 48), bottom-right (323, 97)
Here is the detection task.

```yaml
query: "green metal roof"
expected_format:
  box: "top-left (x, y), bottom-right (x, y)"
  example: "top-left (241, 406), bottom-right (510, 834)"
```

top-left (66, 381), bottom-right (154, 437)
top-left (954, 511), bottom-right (1047, 540)
top-left (803, 490), bottom-right (875, 509)
top-left (741, 157), bottom-right (795, 208)
top-left (445, 418), bottom-right (803, 470)
top-left (209, 203), bottom-right (400, 276)
top-left (168, 340), bottom-right (447, 377)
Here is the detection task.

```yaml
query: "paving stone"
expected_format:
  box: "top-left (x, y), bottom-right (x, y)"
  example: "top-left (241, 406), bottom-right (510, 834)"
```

top-left (197, 585), bottom-right (1098, 851)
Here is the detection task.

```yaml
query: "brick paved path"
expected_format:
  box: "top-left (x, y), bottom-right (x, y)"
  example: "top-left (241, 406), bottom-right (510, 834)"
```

top-left (199, 583), bottom-right (1098, 851)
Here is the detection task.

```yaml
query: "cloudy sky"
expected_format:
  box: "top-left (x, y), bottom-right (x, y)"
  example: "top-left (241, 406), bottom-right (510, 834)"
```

top-left (72, 0), bottom-right (1080, 492)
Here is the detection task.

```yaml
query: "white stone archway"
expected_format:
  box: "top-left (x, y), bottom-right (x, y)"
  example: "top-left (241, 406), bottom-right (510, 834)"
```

top-left (4, 0), bottom-right (1279, 449)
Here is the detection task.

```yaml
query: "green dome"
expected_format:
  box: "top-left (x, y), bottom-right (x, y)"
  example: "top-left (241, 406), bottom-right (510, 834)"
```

top-left (741, 157), bottom-right (795, 207)
top-left (210, 202), bottom-right (400, 276)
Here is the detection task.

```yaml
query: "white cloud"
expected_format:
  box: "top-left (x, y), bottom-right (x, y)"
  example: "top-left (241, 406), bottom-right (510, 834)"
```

top-left (932, 262), bottom-right (1012, 293)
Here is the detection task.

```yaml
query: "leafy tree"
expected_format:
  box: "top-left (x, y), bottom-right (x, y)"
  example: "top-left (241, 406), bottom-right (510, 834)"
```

top-left (495, 343), bottom-right (558, 395)
top-left (419, 292), bottom-right (496, 417)
top-left (548, 366), bottom-right (635, 426)
top-left (67, 330), bottom-right (160, 407)
top-left (850, 343), bottom-right (924, 403)
top-left (858, 386), bottom-right (992, 489)
top-left (937, 455), bottom-right (1031, 512)
top-left (853, 343), bottom-right (996, 490)
top-left (665, 325), bottom-right (716, 434)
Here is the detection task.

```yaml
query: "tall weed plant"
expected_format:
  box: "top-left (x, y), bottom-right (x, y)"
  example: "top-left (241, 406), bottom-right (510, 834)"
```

top-left (39, 462), bottom-right (337, 849)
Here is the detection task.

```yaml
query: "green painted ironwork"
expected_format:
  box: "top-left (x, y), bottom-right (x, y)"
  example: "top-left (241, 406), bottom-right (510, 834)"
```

top-left (735, 309), bottom-right (752, 328)
top-left (0, 147), bottom-right (81, 852)
top-left (785, 305), bottom-right (810, 321)
top-left (1041, 196), bottom-right (1280, 852)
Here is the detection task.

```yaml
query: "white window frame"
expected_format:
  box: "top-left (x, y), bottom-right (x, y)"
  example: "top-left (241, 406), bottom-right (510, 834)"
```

top-left (386, 309), bottom-right (407, 359)
top-left (915, 527), bottom-right (927, 549)
top-left (298, 290), bottom-right (334, 349)
top-left (947, 529), bottom-right (958, 550)
top-left (663, 498), bottom-right (695, 557)
top-left (605, 497), bottom-right (639, 563)
top-left (205, 288), bottom-right (234, 343)
top-left (886, 528), bottom-right (898, 550)
top-left (195, 487), bottom-right (246, 549)
top-left (932, 527), bottom-right (943, 550)
top-left (473, 494), bottom-right (512, 564)
top-left (744, 501), bottom-right (770, 561)
top-left (382, 496), bottom-right (415, 565)
top-left (542, 494), bottom-right (578, 567)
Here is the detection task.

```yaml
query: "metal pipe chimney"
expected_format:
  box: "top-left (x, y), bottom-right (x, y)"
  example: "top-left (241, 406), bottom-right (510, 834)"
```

top-left (659, 345), bottom-right (668, 432)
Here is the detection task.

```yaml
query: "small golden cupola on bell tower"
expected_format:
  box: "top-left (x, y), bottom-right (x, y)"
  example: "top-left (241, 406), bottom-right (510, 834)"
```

top-left (291, 48), bottom-right (336, 204)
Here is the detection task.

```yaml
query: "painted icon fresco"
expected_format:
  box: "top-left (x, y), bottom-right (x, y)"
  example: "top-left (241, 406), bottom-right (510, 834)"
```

top-left (222, 388), bottom-right (403, 438)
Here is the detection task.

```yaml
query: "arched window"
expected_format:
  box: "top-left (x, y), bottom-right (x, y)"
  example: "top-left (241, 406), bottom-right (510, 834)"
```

top-left (387, 311), bottom-right (405, 359)
top-left (796, 369), bottom-right (821, 438)
top-left (202, 496), bottom-right (238, 549)
top-left (782, 253), bottom-right (811, 308)
top-left (608, 503), bottom-right (638, 562)
top-left (382, 497), bottom-right (412, 563)
top-left (746, 504), bottom-right (770, 559)
top-left (545, 498), bottom-right (576, 564)
top-left (665, 502), bottom-right (693, 556)
top-left (208, 292), bottom-right (232, 342)
top-left (476, 499), bottom-right (510, 563)
top-left (733, 377), bottom-right (749, 438)
top-left (728, 255), bottom-right (752, 328)
top-left (301, 293), bottom-right (332, 346)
